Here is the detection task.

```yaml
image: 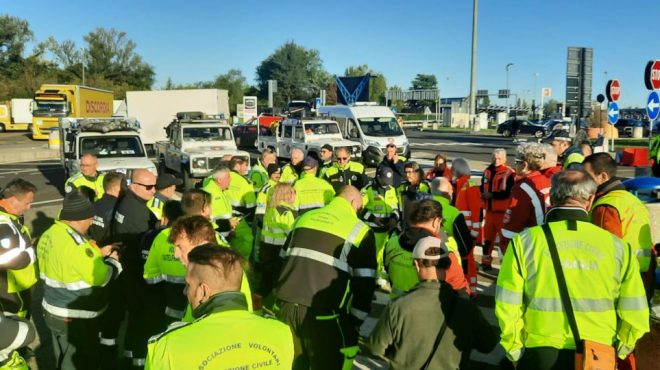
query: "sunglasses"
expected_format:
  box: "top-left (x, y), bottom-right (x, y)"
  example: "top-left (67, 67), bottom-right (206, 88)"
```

top-left (135, 182), bottom-right (157, 190)
top-left (337, 157), bottom-right (349, 161)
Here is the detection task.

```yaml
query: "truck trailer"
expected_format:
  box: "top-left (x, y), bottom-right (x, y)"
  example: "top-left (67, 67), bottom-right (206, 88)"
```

top-left (125, 89), bottom-right (230, 150)
top-left (31, 84), bottom-right (113, 140)
top-left (0, 98), bottom-right (33, 131)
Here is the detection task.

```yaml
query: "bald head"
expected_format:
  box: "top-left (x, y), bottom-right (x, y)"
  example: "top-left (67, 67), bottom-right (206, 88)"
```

top-left (130, 169), bottom-right (157, 201)
top-left (339, 185), bottom-right (363, 213)
top-left (431, 177), bottom-right (453, 199)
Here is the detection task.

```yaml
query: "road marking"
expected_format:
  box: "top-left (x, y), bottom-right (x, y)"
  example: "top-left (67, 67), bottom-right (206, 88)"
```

top-left (32, 198), bottom-right (63, 206)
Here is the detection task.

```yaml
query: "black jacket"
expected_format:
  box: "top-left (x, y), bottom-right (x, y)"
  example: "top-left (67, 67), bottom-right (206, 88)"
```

top-left (89, 193), bottom-right (118, 246)
top-left (112, 191), bottom-right (157, 279)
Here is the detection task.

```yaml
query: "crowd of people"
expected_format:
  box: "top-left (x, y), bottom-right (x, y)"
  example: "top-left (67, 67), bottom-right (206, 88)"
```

top-left (0, 128), bottom-right (656, 370)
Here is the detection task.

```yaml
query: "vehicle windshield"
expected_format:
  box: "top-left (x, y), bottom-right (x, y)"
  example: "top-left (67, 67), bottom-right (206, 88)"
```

top-left (357, 117), bottom-right (403, 136)
top-left (182, 127), bottom-right (233, 142)
top-left (303, 122), bottom-right (341, 135)
top-left (32, 100), bottom-right (67, 115)
top-left (79, 136), bottom-right (145, 158)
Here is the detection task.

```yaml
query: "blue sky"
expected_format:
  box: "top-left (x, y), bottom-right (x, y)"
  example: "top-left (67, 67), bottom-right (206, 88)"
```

top-left (3, 0), bottom-right (657, 108)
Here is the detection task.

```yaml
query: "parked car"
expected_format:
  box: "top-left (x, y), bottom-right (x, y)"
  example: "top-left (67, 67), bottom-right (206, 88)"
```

top-left (233, 115), bottom-right (284, 148)
top-left (615, 118), bottom-right (647, 137)
top-left (497, 119), bottom-right (547, 138)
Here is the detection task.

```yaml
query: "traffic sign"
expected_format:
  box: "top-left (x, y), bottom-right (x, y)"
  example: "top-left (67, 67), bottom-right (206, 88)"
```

top-left (607, 102), bottom-right (619, 125)
top-left (606, 80), bottom-right (621, 102)
top-left (647, 91), bottom-right (660, 121)
top-left (644, 60), bottom-right (660, 90)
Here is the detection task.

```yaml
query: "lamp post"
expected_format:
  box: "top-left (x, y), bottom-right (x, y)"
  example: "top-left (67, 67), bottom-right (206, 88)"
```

top-left (505, 63), bottom-right (514, 115)
top-left (533, 73), bottom-right (539, 119)
top-left (468, 0), bottom-right (478, 131)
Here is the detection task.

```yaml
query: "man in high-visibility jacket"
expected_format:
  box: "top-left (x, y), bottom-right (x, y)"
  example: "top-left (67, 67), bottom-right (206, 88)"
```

top-left (317, 144), bottom-right (334, 179)
top-left (275, 186), bottom-right (376, 369)
top-left (430, 177), bottom-right (474, 260)
top-left (451, 157), bottom-right (481, 294)
top-left (0, 311), bottom-right (36, 369)
top-left (0, 179), bottom-right (38, 320)
top-left (145, 245), bottom-right (293, 370)
top-left (361, 166), bottom-right (400, 286)
top-left (324, 147), bottom-right (368, 192)
top-left (225, 157), bottom-right (257, 259)
top-left (499, 143), bottom-right (551, 253)
top-left (280, 148), bottom-right (304, 184)
top-left (293, 156), bottom-right (335, 215)
top-left (147, 174), bottom-right (182, 222)
top-left (64, 153), bottom-right (105, 201)
top-left (396, 161), bottom-right (431, 227)
top-left (495, 171), bottom-right (649, 369)
top-left (548, 129), bottom-right (584, 170)
top-left (384, 199), bottom-right (469, 298)
top-left (584, 153), bottom-right (654, 297)
top-left (38, 191), bottom-right (123, 370)
top-left (202, 165), bottom-right (236, 238)
top-left (249, 148), bottom-right (277, 190)
top-left (650, 134), bottom-right (660, 177)
top-left (480, 149), bottom-right (515, 269)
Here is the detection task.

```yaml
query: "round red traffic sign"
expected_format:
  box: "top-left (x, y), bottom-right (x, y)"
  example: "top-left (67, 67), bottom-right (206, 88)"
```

top-left (644, 60), bottom-right (660, 90)
top-left (606, 79), bottom-right (621, 102)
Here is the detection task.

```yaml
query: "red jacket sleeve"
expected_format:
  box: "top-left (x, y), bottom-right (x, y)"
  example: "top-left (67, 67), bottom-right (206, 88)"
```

top-left (499, 186), bottom-right (531, 249)
top-left (591, 204), bottom-right (623, 238)
top-left (446, 253), bottom-right (470, 295)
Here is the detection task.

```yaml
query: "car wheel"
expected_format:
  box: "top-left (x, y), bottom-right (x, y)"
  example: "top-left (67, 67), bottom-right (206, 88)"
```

top-left (502, 129), bottom-right (511, 137)
top-left (534, 130), bottom-right (544, 138)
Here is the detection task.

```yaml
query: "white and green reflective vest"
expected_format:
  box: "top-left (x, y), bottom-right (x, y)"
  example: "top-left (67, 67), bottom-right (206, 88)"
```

top-left (495, 219), bottom-right (649, 361)
top-left (591, 189), bottom-right (653, 272)
top-left (38, 221), bottom-right (121, 319)
top-left (248, 161), bottom-right (269, 191)
top-left (293, 172), bottom-right (335, 213)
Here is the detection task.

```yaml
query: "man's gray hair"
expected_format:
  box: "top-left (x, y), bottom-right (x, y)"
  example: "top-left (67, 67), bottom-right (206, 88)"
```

top-left (492, 148), bottom-right (507, 157)
top-left (261, 148), bottom-right (275, 160)
top-left (516, 143), bottom-right (545, 171)
top-left (541, 143), bottom-right (557, 168)
top-left (550, 170), bottom-right (597, 206)
top-left (212, 165), bottom-right (231, 179)
top-left (451, 157), bottom-right (470, 178)
top-left (430, 177), bottom-right (452, 196)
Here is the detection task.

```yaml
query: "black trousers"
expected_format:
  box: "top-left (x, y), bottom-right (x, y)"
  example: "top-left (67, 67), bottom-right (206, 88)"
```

top-left (44, 311), bottom-right (100, 370)
top-left (276, 301), bottom-right (359, 370)
top-left (517, 347), bottom-right (574, 370)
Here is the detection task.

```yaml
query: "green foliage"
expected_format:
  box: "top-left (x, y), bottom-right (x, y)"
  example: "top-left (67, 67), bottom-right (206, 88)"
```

top-left (256, 41), bottom-right (331, 106)
top-left (543, 99), bottom-right (559, 117)
top-left (410, 74), bottom-right (437, 90)
top-left (343, 64), bottom-right (387, 104)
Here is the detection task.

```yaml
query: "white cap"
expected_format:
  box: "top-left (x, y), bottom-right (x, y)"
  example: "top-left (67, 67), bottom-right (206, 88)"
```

top-left (412, 236), bottom-right (449, 260)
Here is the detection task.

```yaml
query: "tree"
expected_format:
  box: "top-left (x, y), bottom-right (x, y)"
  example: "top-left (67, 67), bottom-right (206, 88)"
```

top-left (543, 99), bottom-right (559, 117)
top-left (212, 69), bottom-right (247, 114)
top-left (388, 85), bottom-right (405, 113)
top-left (481, 95), bottom-right (491, 107)
top-left (0, 15), bottom-right (33, 77)
top-left (84, 28), bottom-right (155, 94)
top-left (256, 41), bottom-right (331, 107)
top-left (410, 74), bottom-right (437, 90)
top-left (344, 64), bottom-right (387, 104)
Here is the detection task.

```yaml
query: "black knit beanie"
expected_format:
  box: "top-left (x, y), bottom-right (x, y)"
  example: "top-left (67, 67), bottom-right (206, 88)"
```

top-left (60, 191), bottom-right (94, 221)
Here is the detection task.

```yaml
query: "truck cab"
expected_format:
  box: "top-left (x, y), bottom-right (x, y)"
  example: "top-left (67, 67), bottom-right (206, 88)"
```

top-left (256, 116), bottom-right (361, 160)
top-left (318, 104), bottom-right (410, 166)
top-left (60, 117), bottom-right (157, 180)
top-left (155, 112), bottom-right (249, 188)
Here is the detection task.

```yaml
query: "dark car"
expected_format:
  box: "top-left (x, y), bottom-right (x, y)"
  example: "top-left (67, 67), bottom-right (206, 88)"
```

top-left (232, 119), bottom-right (269, 148)
top-left (497, 119), bottom-right (547, 138)
top-left (614, 118), bottom-right (647, 137)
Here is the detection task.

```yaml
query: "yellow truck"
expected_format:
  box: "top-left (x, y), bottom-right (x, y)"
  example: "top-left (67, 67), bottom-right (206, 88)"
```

top-left (0, 99), bottom-right (33, 132)
top-left (31, 84), bottom-right (113, 140)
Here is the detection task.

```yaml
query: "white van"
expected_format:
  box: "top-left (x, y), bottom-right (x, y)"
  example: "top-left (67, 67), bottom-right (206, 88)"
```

top-left (318, 103), bottom-right (410, 166)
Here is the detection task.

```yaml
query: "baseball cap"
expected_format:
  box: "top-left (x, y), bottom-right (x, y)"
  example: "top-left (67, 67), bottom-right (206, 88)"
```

top-left (412, 236), bottom-right (449, 260)
top-left (267, 164), bottom-right (281, 177)
top-left (156, 173), bottom-right (183, 190)
top-left (303, 156), bottom-right (318, 169)
top-left (60, 191), bottom-right (94, 221)
top-left (376, 166), bottom-right (394, 187)
top-left (545, 129), bottom-right (572, 143)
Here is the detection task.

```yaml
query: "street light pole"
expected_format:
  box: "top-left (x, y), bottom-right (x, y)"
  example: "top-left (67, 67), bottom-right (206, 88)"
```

top-left (468, 0), bottom-right (478, 131)
top-left (533, 72), bottom-right (539, 119)
top-left (506, 63), bottom-right (514, 115)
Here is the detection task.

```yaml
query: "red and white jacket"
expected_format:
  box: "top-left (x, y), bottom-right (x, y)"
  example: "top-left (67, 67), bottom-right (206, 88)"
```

top-left (454, 176), bottom-right (483, 241)
top-left (498, 171), bottom-right (551, 250)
